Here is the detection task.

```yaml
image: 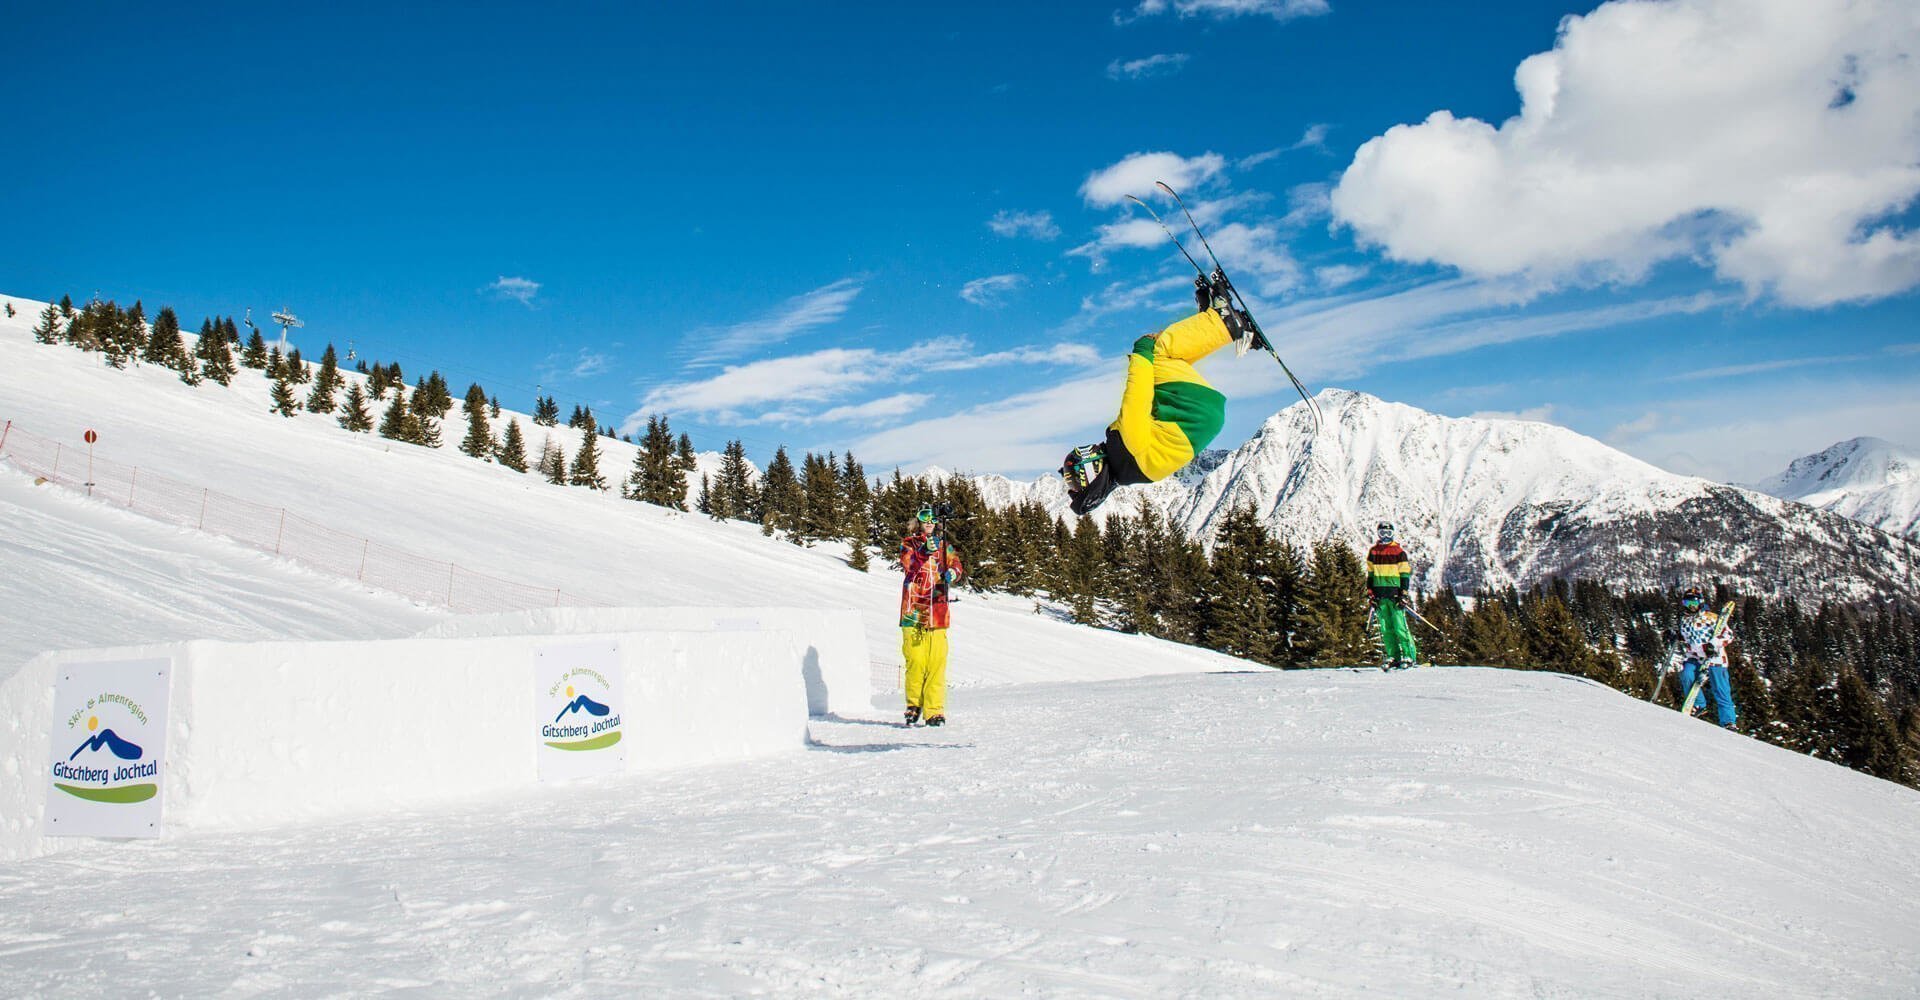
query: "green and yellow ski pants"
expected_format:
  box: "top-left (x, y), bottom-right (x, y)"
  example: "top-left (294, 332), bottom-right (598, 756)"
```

top-left (1377, 601), bottom-right (1418, 665)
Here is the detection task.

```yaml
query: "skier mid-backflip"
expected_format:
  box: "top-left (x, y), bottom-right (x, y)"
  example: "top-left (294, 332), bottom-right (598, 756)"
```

top-left (1674, 586), bottom-right (1737, 728)
top-left (1060, 182), bottom-right (1318, 517)
top-left (1060, 275), bottom-right (1267, 515)
top-left (1367, 522), bottom-right (1419, 670)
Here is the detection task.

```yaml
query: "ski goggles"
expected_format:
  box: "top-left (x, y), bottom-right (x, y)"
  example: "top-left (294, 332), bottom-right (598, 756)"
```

top-left (917, 507), bottom-right (936, 524)
top-left (1681, 595), bottom-right (1706, 611)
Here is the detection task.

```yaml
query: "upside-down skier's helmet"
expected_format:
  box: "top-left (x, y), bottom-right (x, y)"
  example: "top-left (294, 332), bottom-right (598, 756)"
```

top-left (1062, 443), bottom-right (1115, 517)
top-left (1680, 587), bottom-right (1707, 612)
top-left (1376, 521), bottom-right (1395, 543)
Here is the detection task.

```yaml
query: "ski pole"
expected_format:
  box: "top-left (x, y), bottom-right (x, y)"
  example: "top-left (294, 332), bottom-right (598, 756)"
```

top-left (1401, 602), bottom-right (1449, 639)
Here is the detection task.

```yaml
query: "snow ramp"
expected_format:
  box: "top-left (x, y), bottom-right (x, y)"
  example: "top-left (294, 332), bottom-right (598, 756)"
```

top-left (0, 624), bottom-right (825, 863)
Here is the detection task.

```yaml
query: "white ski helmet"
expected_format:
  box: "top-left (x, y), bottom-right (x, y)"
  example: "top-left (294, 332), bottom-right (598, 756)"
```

top-left (1376, 521), bottom-right (1395, 543)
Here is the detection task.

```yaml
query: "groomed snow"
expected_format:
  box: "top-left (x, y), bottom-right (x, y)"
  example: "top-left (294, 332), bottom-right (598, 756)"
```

top-left (0, 468), bottom-right (439, 683)
top-left (2, 669), bottom-right (1917, 997)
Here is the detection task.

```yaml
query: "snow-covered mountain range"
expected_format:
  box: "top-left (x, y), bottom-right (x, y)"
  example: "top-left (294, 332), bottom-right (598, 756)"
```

top-left (967, 390), bottom-right (1918, 603)
top-left (1750, 437), bottom-right (1920, 541)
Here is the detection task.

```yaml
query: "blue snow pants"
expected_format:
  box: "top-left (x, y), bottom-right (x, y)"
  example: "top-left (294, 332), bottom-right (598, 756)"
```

top-left (1679, 659), bottom-right (1736, 728)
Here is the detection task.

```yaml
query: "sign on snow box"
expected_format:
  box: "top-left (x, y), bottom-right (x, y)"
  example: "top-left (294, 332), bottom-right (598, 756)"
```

top-left (535, 642), bottom-right (625, 781)
top-left (45, 658), bottom-right (171, 839)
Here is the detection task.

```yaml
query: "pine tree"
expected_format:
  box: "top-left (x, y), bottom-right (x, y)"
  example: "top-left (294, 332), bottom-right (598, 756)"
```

top-left (378, 394), bottom-right (414, 442)
top-left (269, 373), bottom-right (299, 417)
top-left (286, 347), bottom-right (311, 384)
top-left (1294, 541), bottom-right (1373, 667)
top-left (242, 330), bottom-right (268, 369)
top-left (196, 317), bottom-right (238, 385)
top-left (629, 415), bottom-right (688, 508)
top-left (1201, 505), bottom-right (1277, 664)
top-left (1461, 592), bottom-right (1529, 668)
top-left (489, 395), bottom-right (501, 419)
top-left (799, 452), bottom-right (842, 543)
top-left (533, 395), bottom-right (560, 426)
top-left (538, 436), bottom-right (569, 484)
top-left (266, 346), bottom-right (285, 380)
top-left (570, 426), bottom-right (606, 490)
top-left (758, 446), bottom-right (801, 536)
top-left (695, 473), bottom-right (714, 515)
top-left (459, 383), bottom-right (494, 460)
top-left (497, 419), bottom-right (529, 472)
top-left (338, 382), bottom-right (374, 432)
top-left (31, 301), bottom-right (62, 344)
top-left (717, 439), bottom-right (755, 521)
top-left (305, 344), bottom-right (343, 412)
top-left (142, 306), bottom-right (183, 366)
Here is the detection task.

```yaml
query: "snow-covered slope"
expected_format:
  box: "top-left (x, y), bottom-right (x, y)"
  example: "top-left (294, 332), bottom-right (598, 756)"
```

top-left (0, 292), bottom-right (1236, 690)
top-left (4, 668), bottom-right (1917, 996)
top-left (1752, 437), bottom-right (1920, 540)
top-left (0, 470), bottom-right (439, 682)
top-left (969, 389), bottom-right (1917, 601)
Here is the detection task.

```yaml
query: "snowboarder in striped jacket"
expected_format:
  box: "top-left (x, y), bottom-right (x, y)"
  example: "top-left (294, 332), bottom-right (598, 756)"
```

top-left (1367, 522), bottom-right (1418, 670)
top-left (1060, 276), bottom-right (1265, 516)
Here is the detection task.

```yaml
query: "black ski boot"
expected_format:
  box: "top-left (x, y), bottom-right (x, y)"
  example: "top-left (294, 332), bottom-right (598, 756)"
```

top-left (924, 715), bottom-right (946, 728)
top-left (1197, 270), bottom-right (1268, 355)
top-left (904, 705), bottom-right (921, 727)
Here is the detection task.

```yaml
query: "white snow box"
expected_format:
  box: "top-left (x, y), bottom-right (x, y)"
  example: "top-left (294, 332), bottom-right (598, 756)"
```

top-left (419, 606), bottom-right (871, 717)
top-left (0, 628), bottom-right (809, 863)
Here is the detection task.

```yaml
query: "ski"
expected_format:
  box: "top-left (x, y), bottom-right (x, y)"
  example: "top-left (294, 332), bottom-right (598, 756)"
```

top-left (1155, 181), bottom-right (1324, 435)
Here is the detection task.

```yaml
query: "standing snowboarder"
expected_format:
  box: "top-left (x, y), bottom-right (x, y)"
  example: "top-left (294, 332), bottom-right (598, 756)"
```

top-left (1366, 522), bottom-right (1419, 670)
top-left (1674, 587), bottom-right (1737, 728)
top-left (1060, 275), bottom-right (1267, 516)
top-left (900, 506), bottom-right (964, 727)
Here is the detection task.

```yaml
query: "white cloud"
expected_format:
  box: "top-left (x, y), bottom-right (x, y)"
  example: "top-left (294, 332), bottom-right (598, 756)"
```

top-left (636, 348), bottom-right (887, 426)
top-left (854, 373), bottom-right (1120, 473)
top-left (539, 347), bottom-right (612, 383)
top-left (986, 210), bottom-right (1061, 241)
top-left (688, 278), bottom-right (862, 363)
top-left (631, 336), bottom-right (1104, 433)
top-left (927, 343), bottom-right (1104, 372)
top-left (1313, 264), bottom-right (1369, 289)
top-left (1107, 52), bottom-right (1191, 80)
top-left (1605, 379), bottom-right (1920, 482)
top-left (1468, 404), bottom-right (1557, 424)
top-left (1119, 0), bottom-right (1330, 24)
top-left (1280, 182), bottom-right (1332, 227)
top-left (815, 393), bottom-right (931, 424)
top-left (1662, 353), bottom-right (1873, 382)
top-left (959, 274), bottom-right (1028, 307)
top-left (487, 276), bottom-right (540, 307)
top-left (1237, 125), bottom-right (1332, 169)
top-left (1330, 0), bottom-right (1920, 306)
top-left (1079, 150), bottom-right (1227, 207)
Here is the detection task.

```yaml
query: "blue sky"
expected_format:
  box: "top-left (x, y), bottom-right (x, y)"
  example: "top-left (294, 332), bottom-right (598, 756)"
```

top-left (4, 0), bottom-right (1917, 482)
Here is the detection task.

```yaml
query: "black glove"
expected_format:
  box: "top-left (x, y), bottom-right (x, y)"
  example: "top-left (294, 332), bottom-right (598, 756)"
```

top-left (1194, 276), bottom-right (1212, 312)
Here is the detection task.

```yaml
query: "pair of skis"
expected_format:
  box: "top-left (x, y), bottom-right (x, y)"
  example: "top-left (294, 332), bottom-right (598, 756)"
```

top-left (1124, 182), bottom-right (1323, 434)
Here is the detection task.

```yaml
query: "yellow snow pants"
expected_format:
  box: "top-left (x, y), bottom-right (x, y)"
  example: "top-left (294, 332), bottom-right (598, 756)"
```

top-left (902, 627), bottom-right (949, 716)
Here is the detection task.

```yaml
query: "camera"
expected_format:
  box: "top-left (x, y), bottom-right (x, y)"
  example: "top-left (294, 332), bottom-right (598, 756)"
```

top-left (933, 502), bottom-right (955, 519)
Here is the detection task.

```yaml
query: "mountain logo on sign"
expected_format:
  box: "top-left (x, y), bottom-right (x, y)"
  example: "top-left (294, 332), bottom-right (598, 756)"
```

top-left (543, 685), bottom-right (621, 752)
top-left (553, 692), bottom-right (611, 723)
top-left (69, 726), bottom-right (143, 761)
top-left (53, 715), bottom-right (158, 804)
